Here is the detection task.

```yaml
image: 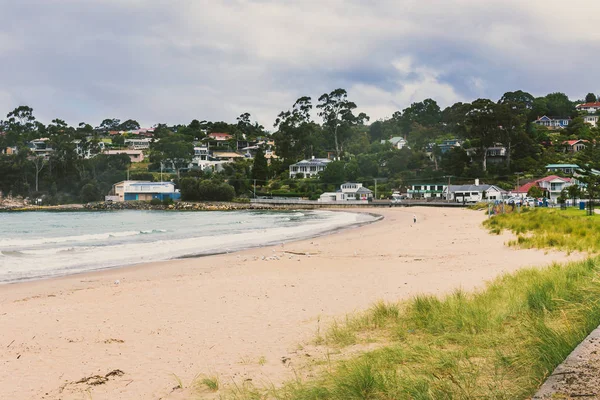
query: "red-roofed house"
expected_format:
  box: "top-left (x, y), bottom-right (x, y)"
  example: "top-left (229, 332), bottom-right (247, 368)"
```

top-left (576, 102), bottom-right (600, 113)
top-left (513, 175), bottom-right (573, 203)
top-left (562, 139), bottom-right (587, 153)
top-left (207, 132), bottom-right (232, 141)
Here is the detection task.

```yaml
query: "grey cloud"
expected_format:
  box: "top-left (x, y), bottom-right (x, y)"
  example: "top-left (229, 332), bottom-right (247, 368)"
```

top-left (0, 0), bottom-right (599, 127)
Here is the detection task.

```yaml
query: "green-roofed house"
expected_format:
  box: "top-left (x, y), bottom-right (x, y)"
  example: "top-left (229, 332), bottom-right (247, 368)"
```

top-left (407, 183), bottom-right (446, 199)
top-left (545, 164), bottom-right (580, 175)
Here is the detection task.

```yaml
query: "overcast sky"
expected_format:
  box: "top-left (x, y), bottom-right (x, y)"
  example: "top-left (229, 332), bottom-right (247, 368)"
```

top-left (1, 0), bottom-right (599, 129)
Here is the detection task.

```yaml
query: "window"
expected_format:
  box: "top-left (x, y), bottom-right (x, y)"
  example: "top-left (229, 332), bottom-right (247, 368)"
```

top-left (551, 183), bottom-right (562, 191)
top-left (437, 186), bottom-right (443, 191)
top-left (471, 192), bottom-right (478, 196)
top-left (414, 185), bottom-right (421, 191)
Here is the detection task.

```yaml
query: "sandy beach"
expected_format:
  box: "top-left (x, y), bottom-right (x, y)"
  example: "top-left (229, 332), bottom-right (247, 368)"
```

top-left (0, 207), bottom-right (582, 399)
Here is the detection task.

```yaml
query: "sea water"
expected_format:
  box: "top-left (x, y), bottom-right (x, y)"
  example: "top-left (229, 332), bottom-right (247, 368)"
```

top-left (0, 210), bottom-right (377, 283)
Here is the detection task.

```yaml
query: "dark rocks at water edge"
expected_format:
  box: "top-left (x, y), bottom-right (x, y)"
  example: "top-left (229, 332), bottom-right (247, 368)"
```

top-left (83, 201), bottom-right (311, 211)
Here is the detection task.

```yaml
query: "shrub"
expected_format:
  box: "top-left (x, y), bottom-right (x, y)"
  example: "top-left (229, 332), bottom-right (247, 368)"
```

top-left (150, 198), bottom-right (162, 206)
top-left (80, 182), bottom-right (101, 203)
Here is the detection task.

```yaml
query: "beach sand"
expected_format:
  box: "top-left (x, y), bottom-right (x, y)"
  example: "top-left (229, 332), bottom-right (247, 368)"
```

top-left (0, 207), bottom-right (582, 399)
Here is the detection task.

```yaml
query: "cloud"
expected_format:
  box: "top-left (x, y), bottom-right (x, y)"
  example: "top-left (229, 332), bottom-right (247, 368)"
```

top-left (0, 0), bottom-right (598, 128)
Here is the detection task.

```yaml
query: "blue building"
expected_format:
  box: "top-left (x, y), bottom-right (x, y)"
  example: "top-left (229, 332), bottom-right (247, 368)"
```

top-left (109, 181), bottom-right (181, 202)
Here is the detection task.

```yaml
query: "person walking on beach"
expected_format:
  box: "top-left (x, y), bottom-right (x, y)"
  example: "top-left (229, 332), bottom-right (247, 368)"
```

top-left (413, 215), bottom-right (417, 224)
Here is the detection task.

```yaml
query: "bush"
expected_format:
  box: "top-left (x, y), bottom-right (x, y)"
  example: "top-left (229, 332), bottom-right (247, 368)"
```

top-left (130, 172), bottom-right (155, 182)
top-left (150, 198), bottom-right (162, 206)
top-left (162, 197), bottom-right (174, 206)
top-left (80, 182), bottom-right (101, 203)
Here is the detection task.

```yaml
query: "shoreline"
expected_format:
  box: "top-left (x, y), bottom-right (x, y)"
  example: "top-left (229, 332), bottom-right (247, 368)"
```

top-left (0, 207), bottom-right (583, 400)
top-left (0, 209), bottom-right (383, 286)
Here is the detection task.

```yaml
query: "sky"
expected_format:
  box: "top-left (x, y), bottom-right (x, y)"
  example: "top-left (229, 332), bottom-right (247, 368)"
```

top-left (1, 0), bottom-right (599, 130)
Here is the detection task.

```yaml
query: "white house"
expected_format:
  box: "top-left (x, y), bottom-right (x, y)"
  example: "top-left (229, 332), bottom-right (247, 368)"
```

top-left (576, 102), bottom-right (600, 114)
top-left (27, 138), bottom-right (53, 159)
top-left (583, 115), bottom-right (599, 127)
top-left (381, 136), bottom-right (409, 150)
top-left (125, 138), bottom-right (152, 150)
top-left (318, 182), bottom-right (373, 202)
top-left (104, 149), bottom-right (145, 163)
top-left (444, 179), bottom-right (505, 203)
top-left (546, 164), bottom-right (580, 175)
top-left (536, 175), bottom-right (573, 203)
top-left (289, 157), bottom-right (331, 178)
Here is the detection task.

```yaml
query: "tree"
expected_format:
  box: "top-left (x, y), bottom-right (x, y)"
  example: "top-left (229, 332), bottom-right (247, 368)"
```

top-left (465, 99), bottom-right (501, 172)
top-left (317, 89), bottom-right (368, 159)
top-left (527, 185), bottom-right (543, 198)
top-left (31, 155), bottom-right (46, 192)
top-left (567, 184), bottom-right (581, 206)
top-left (319, 160), bottom-right (346, 184)
top-left (118, 119), bottom-right (141, 131)
top-left (251, 148), bottom-right (269, 184)
top-left (149, 134), bottom-right (194, 175)
top-left (545, 92), bottom-right (574, 117)
top-left (80, 182), bottom-right (101, 203)
top-left (273, 96), bottom-right (321, 161)
top-left (398, 99), bottom-right (442, 135)
top-left (98, 118), bottom-right (121, 131)
top-left (585, 93), bottom-right (598, 103)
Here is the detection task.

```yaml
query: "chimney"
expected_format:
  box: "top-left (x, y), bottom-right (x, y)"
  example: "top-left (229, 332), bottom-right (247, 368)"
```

top-left (475, 178), bottom-right (480, 186)
top-left (311, 155), bottom-right (315, 160)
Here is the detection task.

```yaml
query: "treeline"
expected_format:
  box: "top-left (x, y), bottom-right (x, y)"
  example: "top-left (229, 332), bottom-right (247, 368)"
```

top-left (2, 89), bottom-right (600, 203)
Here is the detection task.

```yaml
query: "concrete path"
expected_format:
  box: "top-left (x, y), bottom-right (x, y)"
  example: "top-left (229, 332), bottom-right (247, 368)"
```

top-left (533, 325), bottom-right (600, 399)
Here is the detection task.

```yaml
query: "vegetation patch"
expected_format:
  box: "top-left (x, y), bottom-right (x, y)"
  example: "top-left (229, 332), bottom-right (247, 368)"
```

top-left (226, 258), bottom-right (600, 399)
top-left (483, 208), bottom-right (600, 252)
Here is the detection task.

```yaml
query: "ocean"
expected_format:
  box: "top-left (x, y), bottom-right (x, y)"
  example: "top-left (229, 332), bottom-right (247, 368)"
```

top-left (0, 210), bottom-right (377, 283)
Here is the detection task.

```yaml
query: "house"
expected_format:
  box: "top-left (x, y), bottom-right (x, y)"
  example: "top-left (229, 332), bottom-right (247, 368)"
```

top-left (1, 146), bottom-right (17, 155)
top-left (381, 136), bottom-right (409, 150)
top-left (125, 138), bottom-right (152, 150)
top-left (193, 146), bottom-right (211, 161)
top-left (513, 175), bottom-right (573, 203)
top-left (212, 151), bottom-right (245, 162)
top-left (537, 176), bottom-right (573, 203)
top-left (318, 182), bottom-right (373, 202)
top-left (486, 145), bottom-right (507, 164)
top-left (407, 183), bottom-right (446, 199)
top-left (546, 164), bottom-right (580, 175)
top-left (444, 179), bottom-right (505, 203)
top-left (27, 138), bottom-right (54, 159)
top-left (107, 181), bottom-right (180, 202)
top-left (426, 139), bottom-right (462, 154)
top-left (562, 140), bottom-right (587, 153)
top-left (207, 132), bottom-right (232, 141)
top-left (583, 115), bottom-right (599, 127)
top-left (533, 115), bottom-right (571, 128)
top-left (289, 157), bottom-right (331, 178)
top-left (576, 102), bottom-right (600, 114)
top-left (103, 149), bottom-right (145, 163)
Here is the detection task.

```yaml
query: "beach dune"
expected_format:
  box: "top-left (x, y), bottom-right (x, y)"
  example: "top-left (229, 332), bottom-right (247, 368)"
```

top-left (0, 207), bottom-right (580, 399)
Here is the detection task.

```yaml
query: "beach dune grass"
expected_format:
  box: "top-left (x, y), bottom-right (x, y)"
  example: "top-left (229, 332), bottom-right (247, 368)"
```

top-left (483, 208), bottom-right (600, 252)
top-left (228, 257), bottom-right (600, 399)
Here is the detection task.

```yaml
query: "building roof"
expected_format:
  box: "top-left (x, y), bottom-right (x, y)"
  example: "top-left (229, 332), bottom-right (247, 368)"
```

top-left (292, 158), bottom-right (331, 166)
top-left (356, 187), bottom-right (373, 194)
top-left (576, 102), bottom-right (600, 108)
top-left (448, 184), bottom-right (504, 192)
top-left (213, 151), bottom-right (244, 158)
top-left (563, 140), bottom-right (587, 146)
top-left (538, 175), bottom-right (571, 183)
top-left (208, 132), bottom-right (232, 139)
top-left (545, 164), bottom-right (580, 169)
top-left (514, 175), bottom-right (571, 193)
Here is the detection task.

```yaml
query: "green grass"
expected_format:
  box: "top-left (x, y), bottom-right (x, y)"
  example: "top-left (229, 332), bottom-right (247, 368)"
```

top-left (224, 258), bottom-right (600, 399)
top-left (483, 208), bottom-right (600, 252)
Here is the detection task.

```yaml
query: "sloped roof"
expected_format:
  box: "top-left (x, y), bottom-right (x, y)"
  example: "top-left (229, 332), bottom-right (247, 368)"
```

top-left (546, 164), bottom-right (580, 169)
top-left (576, 102), bottom-right (600, 108)
top-left (356, 186), bottom-right (373, 194)
top-left (448, 184), bottom-right (504, 193)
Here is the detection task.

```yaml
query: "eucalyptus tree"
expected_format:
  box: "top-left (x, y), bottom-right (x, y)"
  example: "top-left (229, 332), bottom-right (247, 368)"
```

top-left (273, 96), bottom-right (321, 161)
top-left (316, 89), bottom-right (368, 159)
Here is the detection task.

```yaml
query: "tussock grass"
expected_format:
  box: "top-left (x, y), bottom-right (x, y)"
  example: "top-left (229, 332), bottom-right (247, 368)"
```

top-left (483, 208), bottom-right (600, 252)
top-left (225, 258), bottom-right (600, 399)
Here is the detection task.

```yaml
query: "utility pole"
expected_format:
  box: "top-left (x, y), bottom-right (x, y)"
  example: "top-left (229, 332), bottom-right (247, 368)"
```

top-left (253, 179), bottom-right (256, 198)
top-left (374, 178), bottom-right (377, 200)
top-left (445, 175), bottom-right (453, 203)
top-left (515, 172), bottom-right (523, 199)
top-left (160, 163), bottom-right (163, 182)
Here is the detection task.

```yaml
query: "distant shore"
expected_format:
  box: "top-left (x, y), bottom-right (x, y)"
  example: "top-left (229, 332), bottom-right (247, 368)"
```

top-left (0, 207), bottom-right (582, 400)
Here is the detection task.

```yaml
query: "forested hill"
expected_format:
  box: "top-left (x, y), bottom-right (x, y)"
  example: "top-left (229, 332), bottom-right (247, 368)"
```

top-left (1, 89), bottom-right (599, 204)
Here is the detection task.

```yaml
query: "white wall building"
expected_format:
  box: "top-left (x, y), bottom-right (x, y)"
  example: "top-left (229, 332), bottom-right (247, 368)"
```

top-left (318, 182), bottom-right (373, 202)
top-left (289, 157), bottom-right (331, 178)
